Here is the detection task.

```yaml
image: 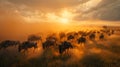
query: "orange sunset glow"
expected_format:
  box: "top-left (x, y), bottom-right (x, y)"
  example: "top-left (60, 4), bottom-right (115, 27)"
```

top-left (0, 0), bottom-right (120, 67)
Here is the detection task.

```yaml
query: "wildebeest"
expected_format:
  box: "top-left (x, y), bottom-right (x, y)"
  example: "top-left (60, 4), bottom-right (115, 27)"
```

top-left (103, 25), bottom-right (107, 29)
top-left (42, 40), bottom-right (57, 49)
top-left (0, 40), bottom-right (20, 50)
top-left (97, 31), bottom-right (100, 34)
top-left (89, 33), bottom-right (95, 40)
top-left (78, 31), bottom-right (84, 35)
top-left (46, 35), bottom-right (57, 42)
top-left (67, 35), bottom-right (74, 40)
top-left (59, 41), bottom-right (73, 54)
top-left (73, 32), bottom-right (79, 37)
top-left (111, 30), bottom-right (114, 34)
top-left (59, 32), bottom-right (66, 39)
top-left (42, 34), bottom-right (59, 49)
top-left (99, 33), bottom-right (104, 40)
top-left (77, 36), bottom-right (86, 44)
top-left (28, 35), bottom-right (42, 41)
top-left (100, 30), bottom-right (106, 33)
top-left (18, 41), bottom-right (38, 52)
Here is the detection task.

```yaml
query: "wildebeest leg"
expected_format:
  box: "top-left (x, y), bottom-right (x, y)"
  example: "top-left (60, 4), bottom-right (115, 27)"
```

top-left (43, 45), bottom-right (45, 49)
top-left (59, 46), bottom-right (63, 54)
top-left (81, 43), bottom-right (85, 48)
top-left (0, 46), bottom-right (2, 50)
top-left (2, 47), bottom-right (6, 51)
top-left (33, 47), bottom-right (36, 53)
top-left (15, 45), bottom-right (18, 48)
top-left (66, 49), bottom-right (71, 56)
top-left (22, 49), bottom-right (26, 55)
top-left (59, 49), bottom-right (62, 54)
top-left (79, 43), bottom-right (82, 47)
top-left (23, 49), bottom-right (28, 56)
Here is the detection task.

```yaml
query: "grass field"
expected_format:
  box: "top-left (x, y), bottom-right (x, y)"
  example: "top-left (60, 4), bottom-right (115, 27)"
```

top-left (0, 25), bottom-right (120, 67)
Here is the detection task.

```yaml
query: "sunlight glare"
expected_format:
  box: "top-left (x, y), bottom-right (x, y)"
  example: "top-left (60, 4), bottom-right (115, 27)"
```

top-left (60, 18), bottom-right (69, 24)
top-left (59, 9), bottom-right (73, 24)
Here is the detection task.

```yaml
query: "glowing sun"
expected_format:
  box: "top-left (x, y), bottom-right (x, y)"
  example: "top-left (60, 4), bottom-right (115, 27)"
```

top-left (59, 9), bottom-right (73, 23)
top-left (60, 18), bottom-right (69, 23)
top-left (46, 9), bottom-right (74, 24)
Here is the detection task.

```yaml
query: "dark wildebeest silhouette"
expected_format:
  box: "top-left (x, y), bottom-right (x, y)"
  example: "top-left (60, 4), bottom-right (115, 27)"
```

top-left (103, 25), bottom-right (107, 29)
top-left (77, 36), bottom-right (86, 44)
top-left (74, 32), bottom-right (79, 37)
top-left (42, 40), bottom-right (57, 49)
top-left (89, 33), bottom-right (95, 40)
top-left (28, 35), bottom-right (42, 41)
top-left (0, 40), bottom-right (20, 50)
top-left (108, 33), bottom-right (111, 36)
top-left (82, 33), bottom-right (88, 37)
top-left (67, 35), bottom-right (74, 40)
top-left (42, 36), bottom-right (57, 49)
top-left (111, 30), bottom-right (114, 34)
top-left (18, 41), bottom-right (38, 52)
top-left (97, 31), bottom-right (100, 34)
top-left (102, 29), bottom-right (113, 36)
top-left (78, 31), bottom-right (84, 35)
top-left (59, 32), bottom-right (66, 39)
top-left (59, 41), bottom-right (73, 54)
top-left (99, 33), bottom-right (104, 40)
top-left (46, 35), bottom-right (57, 42)
top-left (100, 30), bottom-right (106, 33)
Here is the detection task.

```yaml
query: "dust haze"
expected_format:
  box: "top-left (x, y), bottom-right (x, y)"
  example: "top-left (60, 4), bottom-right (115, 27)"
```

top-left (0, 0), bottom-right (120, 67)
top-left (0, 21), bottom-right (120, 67)
top-left (0, 20), bottom-right (120, 41)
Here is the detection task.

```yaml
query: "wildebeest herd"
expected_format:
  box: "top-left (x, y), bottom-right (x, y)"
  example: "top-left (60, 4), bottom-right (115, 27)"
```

top-left (0, 26), bottom-right (118, 55)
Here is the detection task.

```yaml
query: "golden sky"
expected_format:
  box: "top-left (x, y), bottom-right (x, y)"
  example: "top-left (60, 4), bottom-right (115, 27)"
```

top-left (0, 0), bottom-right (120, 40)
top-left (0, 0), bottom-right (120, 23)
